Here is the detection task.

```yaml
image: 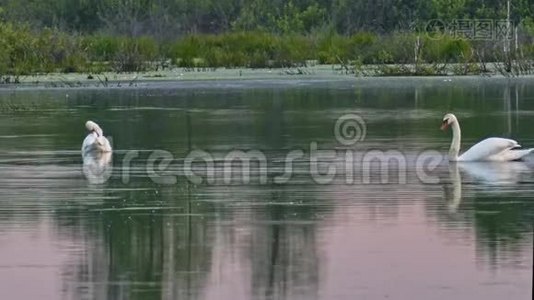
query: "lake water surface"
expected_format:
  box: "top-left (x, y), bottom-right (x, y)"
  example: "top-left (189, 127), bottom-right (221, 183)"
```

top-left (0, 78), bottom-right (532, 300)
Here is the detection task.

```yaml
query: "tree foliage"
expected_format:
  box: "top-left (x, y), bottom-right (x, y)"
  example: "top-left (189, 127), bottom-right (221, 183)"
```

top-left (0, 0), bottom-right (532, 35)
top-left (0, 0), bottom-right (533, 76)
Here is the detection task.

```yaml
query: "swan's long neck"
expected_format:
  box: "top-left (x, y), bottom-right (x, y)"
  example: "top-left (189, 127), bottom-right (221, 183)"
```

top-left (449, 121), bottom-right (461, 161)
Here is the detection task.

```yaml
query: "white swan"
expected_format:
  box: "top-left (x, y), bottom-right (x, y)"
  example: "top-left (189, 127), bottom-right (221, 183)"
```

top-left (441, 113), bottom-right (533, 161)
top-left (82, 120), bottom-right (112, 155)
top-left (83, 151), bottom-right (112, 184)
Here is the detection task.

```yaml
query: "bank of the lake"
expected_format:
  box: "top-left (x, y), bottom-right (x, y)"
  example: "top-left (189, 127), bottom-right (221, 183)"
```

top-left (3, 64), bottom-right (534, 89)
top-left (1, 23), bottom-right (534, 85)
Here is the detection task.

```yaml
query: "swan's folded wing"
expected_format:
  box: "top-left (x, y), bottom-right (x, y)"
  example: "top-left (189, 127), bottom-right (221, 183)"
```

top-left (499, 148), bottom-right (534, 161)
top-left (82, 133), bottom-right (97, 154)
top-left (459, 137), bottom-right (519, 161)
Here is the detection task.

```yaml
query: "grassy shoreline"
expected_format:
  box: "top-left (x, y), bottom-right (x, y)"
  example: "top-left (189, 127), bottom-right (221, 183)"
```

top-left (1, 23), bottom-right (534, 84)
top-left (1, 64), bottom-right (533, 89)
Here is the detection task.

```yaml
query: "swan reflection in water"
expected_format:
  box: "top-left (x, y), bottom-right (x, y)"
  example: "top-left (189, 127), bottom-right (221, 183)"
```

top-left (444, 161), bottom-right (532, 213)
top-left (82, 151), bottom-right (112, 184)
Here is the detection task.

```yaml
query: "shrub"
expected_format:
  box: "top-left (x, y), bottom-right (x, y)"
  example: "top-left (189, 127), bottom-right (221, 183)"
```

top-left (0, 21), bottom-right (532, 77)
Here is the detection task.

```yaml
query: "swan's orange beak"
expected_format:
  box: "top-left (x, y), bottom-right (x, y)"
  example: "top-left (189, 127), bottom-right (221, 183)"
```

top-left (440, 121), bottom-right (449, 131)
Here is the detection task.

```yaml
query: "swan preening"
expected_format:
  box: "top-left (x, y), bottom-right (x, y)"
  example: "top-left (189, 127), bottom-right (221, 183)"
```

top-left (441, 113), bottom-right (533, 161)
top-left (82, 120), bottom-right (112, 155)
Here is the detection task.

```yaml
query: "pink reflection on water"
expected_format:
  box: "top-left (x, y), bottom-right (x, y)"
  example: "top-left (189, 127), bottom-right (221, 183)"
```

top-left (0, 220), bottom-right (83, 300)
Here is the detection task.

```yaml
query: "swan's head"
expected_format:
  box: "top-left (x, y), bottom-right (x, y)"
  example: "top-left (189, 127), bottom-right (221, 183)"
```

top-left (441, 113), bottom-right (457, 131)
top-left (85, 120), bottom-right (103, 136)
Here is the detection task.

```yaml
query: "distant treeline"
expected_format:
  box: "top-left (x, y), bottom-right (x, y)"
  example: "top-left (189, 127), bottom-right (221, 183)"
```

top-left (0, 0), bottom-right (534, 77)
top-left (0, 0), bottom-right (533, 36)
top-left (1, 23), bottom-right (533, 76)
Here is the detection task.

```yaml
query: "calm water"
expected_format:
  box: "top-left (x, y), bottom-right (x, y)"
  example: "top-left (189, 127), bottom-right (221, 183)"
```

top-left (0, 78), bottom-right (532, 300)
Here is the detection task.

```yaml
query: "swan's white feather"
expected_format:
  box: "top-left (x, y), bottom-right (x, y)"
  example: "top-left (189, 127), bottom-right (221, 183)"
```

top-left (85, 120), bottom-right (103, 136)
top-left (443, 113), bottom-right (533, 162)
top-left (82, 122), bottom-right (112, 155)
top-left (493, 148), bottom-right (534, 161)
top-left (458, 137), bottom-right (520, 161)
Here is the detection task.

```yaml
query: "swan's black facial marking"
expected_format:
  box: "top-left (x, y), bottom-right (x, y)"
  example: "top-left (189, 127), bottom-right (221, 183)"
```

top-left (440, 119), bottom-right (449, 131)
top-left (89, 128), bottom-right (100, 137)
top-left (90, 128), bottom-right (100, 137)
